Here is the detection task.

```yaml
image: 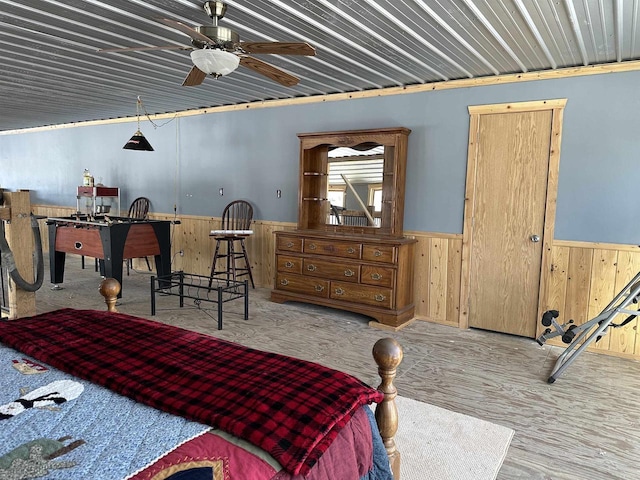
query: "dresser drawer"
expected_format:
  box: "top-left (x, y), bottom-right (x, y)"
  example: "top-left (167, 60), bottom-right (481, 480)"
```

top-left (330, 281), bottom-right (393, 309)
top-left (277, 255), bottom-right (303, 274)
top-left (277, 235), bottom-right (303, 253)
top-left (303, 258), bottom-right (360, 283)
top-left (276, 273), bottom-right (329, 298)
top-left (304, 238), bottom-right (361, 259)
top-left (362, 244), bottom-right (396, 263)
top-left (361, 265), bottom-right (395, 288)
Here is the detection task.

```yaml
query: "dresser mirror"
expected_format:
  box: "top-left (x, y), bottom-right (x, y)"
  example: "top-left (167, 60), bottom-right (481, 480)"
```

top-left (298, 127), bottom-right (410, 237)
top-left (327, 144), bottom-right (384, 228)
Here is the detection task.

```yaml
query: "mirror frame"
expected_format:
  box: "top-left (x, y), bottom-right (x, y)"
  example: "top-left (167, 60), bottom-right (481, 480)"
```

top-left (297, 127), bottom-right (411, 237)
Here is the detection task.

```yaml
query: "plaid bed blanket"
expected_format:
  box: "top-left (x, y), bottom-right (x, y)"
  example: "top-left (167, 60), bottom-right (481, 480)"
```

top-left (0, 309), bottom-right (383, 476)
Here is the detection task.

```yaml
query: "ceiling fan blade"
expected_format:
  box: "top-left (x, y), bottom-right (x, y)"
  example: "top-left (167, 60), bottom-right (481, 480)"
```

top-left (157, 18), bottom-right (213, 44)
top-left (239, 56), bottom-right (299, 87)
top-left (98, 45), bottom-right (192, 53)
top-left (182, 66), bottom-right (207, 87)
top-left (240, 42), bottom-right (316, 56)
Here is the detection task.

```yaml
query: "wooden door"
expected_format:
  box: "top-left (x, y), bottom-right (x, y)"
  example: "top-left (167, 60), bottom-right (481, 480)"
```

top-left (461, 100), bottom-right (565, 337)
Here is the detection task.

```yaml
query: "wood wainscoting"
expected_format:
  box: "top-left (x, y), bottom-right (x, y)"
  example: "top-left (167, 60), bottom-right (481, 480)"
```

top-left (405, 235), bottom-right (640, 360)
top-left (407, 231), bottom-right (463, 328)
top-left (32, 205), bottom-right (294, 291)
top-left (32, 205), bottom-right (640, 359)
top-left (543, 240), bottom-right (640, 359)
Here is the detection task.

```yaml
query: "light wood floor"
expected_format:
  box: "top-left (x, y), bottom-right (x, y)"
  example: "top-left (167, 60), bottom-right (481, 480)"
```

top-left (31, 258), bottom-right (640, 480)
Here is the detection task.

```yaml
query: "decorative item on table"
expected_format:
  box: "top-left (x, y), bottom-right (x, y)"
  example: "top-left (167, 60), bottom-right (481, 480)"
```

top-left (82, 169), bottom-right (94, 187)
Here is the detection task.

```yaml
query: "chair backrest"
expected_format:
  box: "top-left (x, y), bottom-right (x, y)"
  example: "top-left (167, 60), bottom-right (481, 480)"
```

top-left (128, 197), bottom-right (150, 220)
top-left (221, 200), bottom-right (253, 231)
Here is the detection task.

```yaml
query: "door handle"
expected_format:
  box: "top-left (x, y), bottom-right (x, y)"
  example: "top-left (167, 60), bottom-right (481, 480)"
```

top-left (530, 234), bottom-right (540, 243)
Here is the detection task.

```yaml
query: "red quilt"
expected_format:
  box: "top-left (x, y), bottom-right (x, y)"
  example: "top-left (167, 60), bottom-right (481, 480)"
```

top-left (0, 309), bottom-right (383, 476)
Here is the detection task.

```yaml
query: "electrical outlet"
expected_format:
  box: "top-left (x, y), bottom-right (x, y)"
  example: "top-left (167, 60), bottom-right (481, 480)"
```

top-left (219, 188), bottom-right (224, 196)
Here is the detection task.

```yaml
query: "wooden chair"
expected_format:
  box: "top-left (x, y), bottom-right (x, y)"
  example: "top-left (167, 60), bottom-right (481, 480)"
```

top-left (209, 200), bottom-right (255, 288)
top-left (330, 204), bottom-right (343, 225)
top-left (126, 197), bottom-right (151, 275)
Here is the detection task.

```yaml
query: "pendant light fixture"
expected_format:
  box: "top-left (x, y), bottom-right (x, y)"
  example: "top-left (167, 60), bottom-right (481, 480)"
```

top-left (123, 96), bottom-right (154, 151)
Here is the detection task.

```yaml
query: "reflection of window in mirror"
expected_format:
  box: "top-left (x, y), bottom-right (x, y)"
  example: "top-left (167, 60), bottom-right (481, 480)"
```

top-left (327, 144), bottom-right (384, 228)
top-left (328, 186), bottom-right (346, 207)
top-left (367, 184), bottom-right (383, 212)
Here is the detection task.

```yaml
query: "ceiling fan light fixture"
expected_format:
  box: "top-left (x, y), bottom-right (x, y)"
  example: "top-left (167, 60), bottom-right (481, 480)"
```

top-left (123, 130), bottom-right (154, 151)
top-left (190, 49), bottom-right (239, 76)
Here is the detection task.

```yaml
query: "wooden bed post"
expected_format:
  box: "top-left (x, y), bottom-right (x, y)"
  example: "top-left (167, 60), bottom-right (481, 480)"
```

top-left (99, 278), bottom-right (121, 312)
top-left (373, 337), bottom-right (403, 480)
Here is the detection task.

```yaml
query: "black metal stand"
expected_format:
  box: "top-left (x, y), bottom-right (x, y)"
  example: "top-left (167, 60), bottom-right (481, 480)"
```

top-left (151, 271), bottom-right (248, 330)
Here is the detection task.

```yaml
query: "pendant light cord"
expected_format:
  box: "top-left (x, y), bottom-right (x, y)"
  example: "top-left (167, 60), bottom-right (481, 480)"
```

top-left (136, 96), bottom-right (142, 131)
top-left (136, 96), bottom-right (176, 129)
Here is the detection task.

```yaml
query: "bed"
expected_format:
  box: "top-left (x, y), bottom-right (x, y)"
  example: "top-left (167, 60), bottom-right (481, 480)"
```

top-left (0, 278), bottom-right (402, 480)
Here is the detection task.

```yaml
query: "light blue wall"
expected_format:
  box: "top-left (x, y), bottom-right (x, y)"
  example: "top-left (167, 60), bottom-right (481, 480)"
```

top-left (2, 70), bottom-right (640, 244)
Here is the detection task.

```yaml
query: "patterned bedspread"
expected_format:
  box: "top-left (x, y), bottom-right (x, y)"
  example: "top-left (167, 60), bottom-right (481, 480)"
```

top-left (0, 309), bottom-right (384, 476)
top-left (0, 343), bottom-right (210, 480)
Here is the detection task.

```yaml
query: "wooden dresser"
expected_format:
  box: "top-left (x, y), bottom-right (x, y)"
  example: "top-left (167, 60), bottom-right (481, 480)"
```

top-left (271, 230), bottom-right (415, 327)
top-left (270, 127), bottom-right (416, 329)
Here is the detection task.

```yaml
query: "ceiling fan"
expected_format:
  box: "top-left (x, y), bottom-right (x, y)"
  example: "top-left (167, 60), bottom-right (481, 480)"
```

top-left (98, 1), bottom-right (316, 87)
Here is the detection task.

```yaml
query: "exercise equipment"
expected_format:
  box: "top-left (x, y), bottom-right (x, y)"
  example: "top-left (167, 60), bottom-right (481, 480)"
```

top-left (537, 271), bottom-right (640, 383)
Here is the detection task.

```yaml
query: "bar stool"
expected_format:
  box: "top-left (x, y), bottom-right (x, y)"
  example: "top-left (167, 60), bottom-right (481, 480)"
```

top-left (208, 200), bottom-right (255, 288)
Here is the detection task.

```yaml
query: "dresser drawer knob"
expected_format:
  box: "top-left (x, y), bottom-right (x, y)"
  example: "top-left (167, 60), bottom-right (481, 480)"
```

top-left (280, 279), bottom-right (289, 286)
top-left (284, 261), bottom-right (294, 268)
top-left (344, 269), bottom-right (355, 277)
top-left (371, 273), bottom-right (382, 280)
top-left (286, 242), bottom-right (294, 248)
top-left (315, 285), bottom-right (325, 292)
top-left (374, 294), bottom-right (386, 302)
top-left (374, 250), bottom-right (382, 257)
top-left (308, 243), bottom-right (317, 250)
top-left (334, 287), bottom-right (345, 296)
top-left (347, 247), bottom-right (356, 254)
top-left (307, 264), bottom-right (317, 272)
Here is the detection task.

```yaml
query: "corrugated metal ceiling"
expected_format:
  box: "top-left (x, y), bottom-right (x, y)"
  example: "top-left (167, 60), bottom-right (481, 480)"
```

top-left (1, 0), bottom-right (638, 132)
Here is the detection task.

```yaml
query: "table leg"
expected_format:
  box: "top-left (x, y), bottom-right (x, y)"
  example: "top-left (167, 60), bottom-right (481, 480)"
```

top-left (150, 276), bottom-right (156, 315)
top-left (48, 224), bottom-right (66, 284)
top-left (217, 286), bottom-right (223, 330)
top-left (244, 280), bottom-right (249, 320)
top-left (152, 222), bottom-right (171, 289)
top-left (100, 227), bottom-right (126, 298)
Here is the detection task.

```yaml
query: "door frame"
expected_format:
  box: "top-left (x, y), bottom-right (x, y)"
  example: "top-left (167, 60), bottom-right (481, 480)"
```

top-left (459, 99), bottom-right (567, 331)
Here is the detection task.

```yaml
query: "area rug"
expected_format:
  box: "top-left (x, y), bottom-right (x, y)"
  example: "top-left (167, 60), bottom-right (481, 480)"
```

top-left (393, 396), bottom-right (514, 480)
